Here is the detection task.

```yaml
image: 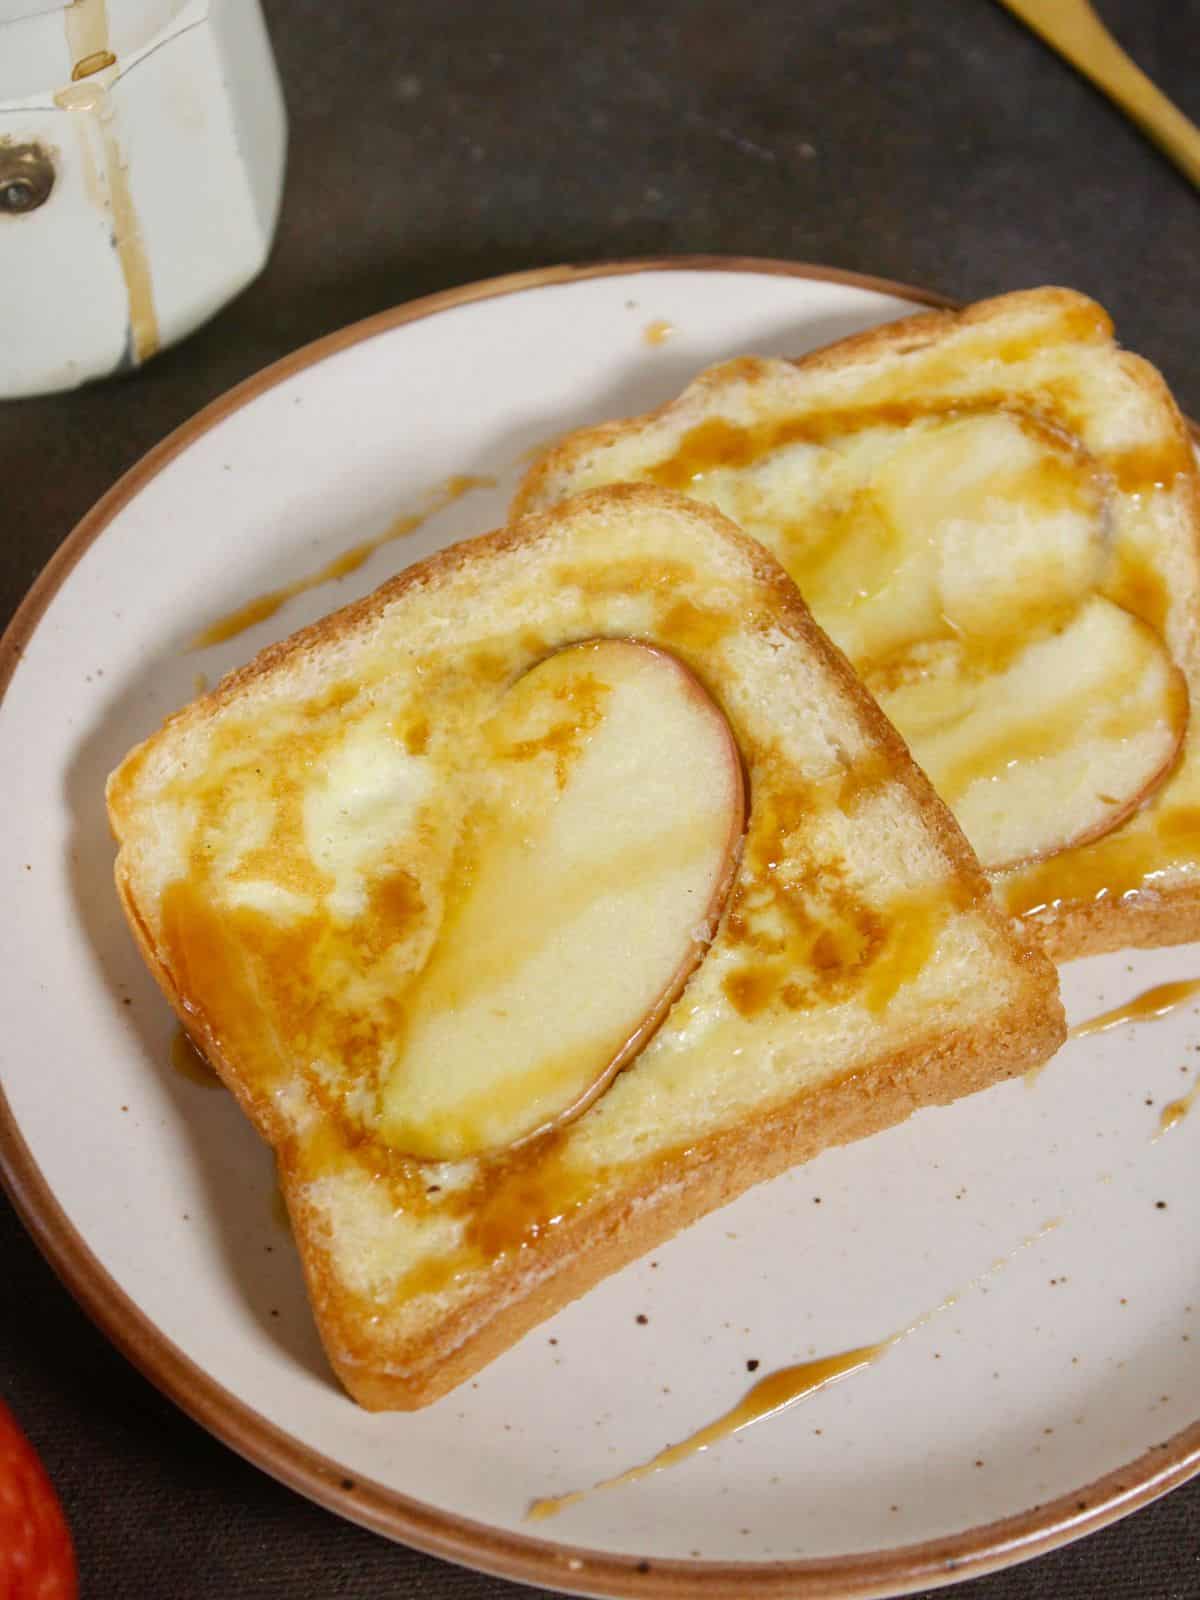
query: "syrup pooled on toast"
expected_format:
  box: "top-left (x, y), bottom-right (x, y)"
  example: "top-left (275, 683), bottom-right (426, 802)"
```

top-left (1005, 805), bottom-right (1200, 920)
top-left (58, 0), bottom-right (159, 364)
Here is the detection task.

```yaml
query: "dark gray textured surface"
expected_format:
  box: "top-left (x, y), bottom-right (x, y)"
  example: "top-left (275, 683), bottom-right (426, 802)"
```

top-left (3, 1), bottom-right (1200, 1594)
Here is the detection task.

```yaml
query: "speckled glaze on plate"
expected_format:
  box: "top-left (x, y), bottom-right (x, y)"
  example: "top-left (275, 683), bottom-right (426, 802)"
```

top-left (2, 260), bottom-right (1199, 1599)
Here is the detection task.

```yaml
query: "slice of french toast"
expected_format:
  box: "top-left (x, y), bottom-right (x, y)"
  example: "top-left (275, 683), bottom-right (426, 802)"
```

top-left (107, 486), bottom-right (1063, 1409)
top-left (514, 290), bottom-right (1200, 961)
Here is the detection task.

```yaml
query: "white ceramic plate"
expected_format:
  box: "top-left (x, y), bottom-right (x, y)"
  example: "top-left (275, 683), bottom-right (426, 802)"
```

top-left (3, 260), bottom-right (1200, 1600)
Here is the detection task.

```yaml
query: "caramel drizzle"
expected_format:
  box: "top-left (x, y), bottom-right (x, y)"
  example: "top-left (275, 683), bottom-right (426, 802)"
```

top-left (527, 1343), bottom-right (885, 1520)
top-left (1006, 806), bottom-right (1200, 920)
top-left (645, 400), bottom-right (1190, 500)
top-left (1070, 978), bottom-right (1200, 1039)
top-left (527, 1218), bottom-right (1061, 1520)
top-left (191, 475), bottom-right (496, 648)
top-left (169, 1025), bottom-right (220, 1088)
top-left (58, 0), bottom-right (159, 364)
top-left (1157, 1077), bottom-right (1200, 1139)
top-left (72, 49), bottom-right (116, 79)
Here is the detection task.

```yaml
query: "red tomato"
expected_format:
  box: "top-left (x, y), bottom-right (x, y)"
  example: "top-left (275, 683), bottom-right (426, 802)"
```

top-left (0, 1400), bottom-right (77, 1600)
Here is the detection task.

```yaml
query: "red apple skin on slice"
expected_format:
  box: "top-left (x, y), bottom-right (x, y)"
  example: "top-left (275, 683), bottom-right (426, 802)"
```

top-left (379, 639), bottom-right (746, 1162)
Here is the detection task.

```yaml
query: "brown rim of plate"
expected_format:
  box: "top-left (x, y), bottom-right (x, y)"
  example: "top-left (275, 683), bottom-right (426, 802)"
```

top-left (1, 256), bottom-right (1198, 1599)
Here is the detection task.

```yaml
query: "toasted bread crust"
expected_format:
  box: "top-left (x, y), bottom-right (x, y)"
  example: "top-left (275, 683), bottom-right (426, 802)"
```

top-left (109, 485), bottom-right (1064, 1408)
top-left (514, 291), bottom-right (1200, 962)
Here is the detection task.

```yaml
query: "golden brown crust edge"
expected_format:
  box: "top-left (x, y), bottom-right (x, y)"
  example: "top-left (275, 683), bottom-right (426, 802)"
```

top-left (1027, 885), bottom-right (1200, 964)
top-left (782, 285), bottom-right (1111, 383)
top-left (511, 292), bottom-right (1200, 964)
top-left (108, 483), bottom-right (1066, 1410)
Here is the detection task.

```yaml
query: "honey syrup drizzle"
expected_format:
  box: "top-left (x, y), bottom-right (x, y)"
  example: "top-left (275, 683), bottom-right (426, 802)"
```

top-left (1157, 1077), bottom-right (1200, 1138)
top-left (64, 0), bottom-right (108, 60)
top-left (169, 1025), bottom-right (221, 1087)
top-left (57, 0), bottom-right (160, 364)
top-left (1070, 977), bottom-right (1200, 1039)
top-left (644, 394), bottom-right (1182, 497)
top-left (527, 1344), bottom-right (886, 1520)
top-left (191, 475), bottom-right (496, 648)
top-left (716, 756), bottom-right (970, 1027)
top-left (527, 1218), bottom-right (1061, 1520)
top-left (1006, 806), bottom-right (1200, 919)
top-left (72, 48), bottom-right (116, 78)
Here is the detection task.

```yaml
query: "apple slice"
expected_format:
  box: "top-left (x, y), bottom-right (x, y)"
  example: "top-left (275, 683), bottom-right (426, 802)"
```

top-left (713, 407), bottom-right (1178, 870)
top-left (379, 639), bottom-right (745, 1161)
top-left (874, 596), bottom-right (1187, 871)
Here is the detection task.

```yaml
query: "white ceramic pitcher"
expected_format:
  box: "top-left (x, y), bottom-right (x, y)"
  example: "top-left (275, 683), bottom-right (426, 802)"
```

top-left (1, 0), bottom-right (287, 397)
